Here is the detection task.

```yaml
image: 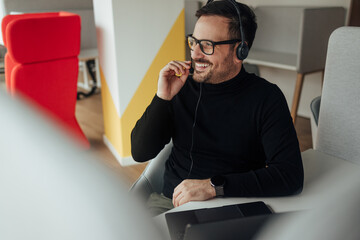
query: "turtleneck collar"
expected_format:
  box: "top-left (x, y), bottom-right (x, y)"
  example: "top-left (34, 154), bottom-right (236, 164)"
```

top-left (190, 65), bottom-right (248, 93)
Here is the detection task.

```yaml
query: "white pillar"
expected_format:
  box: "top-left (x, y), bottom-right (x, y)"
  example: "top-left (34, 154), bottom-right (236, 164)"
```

top-left (92, 0), bottom-right (185, 165)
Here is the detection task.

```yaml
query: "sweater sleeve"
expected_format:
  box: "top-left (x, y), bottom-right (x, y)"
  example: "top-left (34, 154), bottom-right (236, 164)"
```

top-left (223, 86), bottom-right (304, 197)
top-left (131, 95), bottom-right (173, 162)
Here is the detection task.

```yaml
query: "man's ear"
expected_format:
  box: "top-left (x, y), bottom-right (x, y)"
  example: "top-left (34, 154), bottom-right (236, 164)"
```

top-left (233, 43), bottom-right (243, 64)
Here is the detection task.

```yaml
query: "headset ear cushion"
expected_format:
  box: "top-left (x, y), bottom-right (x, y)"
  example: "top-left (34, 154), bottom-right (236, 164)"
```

top-left (237, 43), bottom-right (249, 60)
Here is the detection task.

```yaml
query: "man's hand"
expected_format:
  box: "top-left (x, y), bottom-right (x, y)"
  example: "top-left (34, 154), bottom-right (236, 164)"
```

top-left (172, 179), bottom-right (216, 207)
top-left (157, 60), bottom-right (192, 101)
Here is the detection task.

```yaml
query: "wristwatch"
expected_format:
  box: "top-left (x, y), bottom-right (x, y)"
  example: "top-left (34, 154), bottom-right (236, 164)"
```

top-left (210, 175), bottom-right (225, 197)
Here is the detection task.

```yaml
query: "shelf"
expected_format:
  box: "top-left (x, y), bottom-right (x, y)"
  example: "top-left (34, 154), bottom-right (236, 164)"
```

top-left (245, 49), bottom-right (297, 71)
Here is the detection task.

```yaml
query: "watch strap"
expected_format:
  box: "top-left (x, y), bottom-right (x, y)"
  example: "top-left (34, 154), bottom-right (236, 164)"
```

top-left (214, 185), bottom-right (224, 196)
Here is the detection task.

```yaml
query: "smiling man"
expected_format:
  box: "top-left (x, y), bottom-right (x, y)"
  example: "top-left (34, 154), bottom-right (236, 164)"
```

top-left (131, 0), bottom-right (304, 216)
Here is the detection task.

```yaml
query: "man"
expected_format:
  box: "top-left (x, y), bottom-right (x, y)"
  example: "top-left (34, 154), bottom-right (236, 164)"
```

top-left (131, 0), bottom-right (303, 215)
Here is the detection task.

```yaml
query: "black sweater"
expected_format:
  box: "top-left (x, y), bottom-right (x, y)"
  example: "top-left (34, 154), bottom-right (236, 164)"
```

top-left (131, 67), bottom-right (304, 199)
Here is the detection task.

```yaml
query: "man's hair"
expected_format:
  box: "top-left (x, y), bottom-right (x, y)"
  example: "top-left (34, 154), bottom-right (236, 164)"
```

top-left (196, 1), bottom-right (257, 50)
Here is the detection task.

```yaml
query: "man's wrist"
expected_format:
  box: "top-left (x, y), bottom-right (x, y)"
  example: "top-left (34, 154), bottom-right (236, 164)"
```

top-left (156, 92), bottom-right (172, 101)
top-left (210, 175), bottom-right (225, 197)
top-left (208, 179), bottom-right (216, 198)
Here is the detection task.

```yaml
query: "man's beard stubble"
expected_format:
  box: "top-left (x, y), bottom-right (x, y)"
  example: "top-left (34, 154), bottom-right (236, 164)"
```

top-left (192, 51), bottom-right (235, 84)
top-left (192, 59), bottom-right (212, 83)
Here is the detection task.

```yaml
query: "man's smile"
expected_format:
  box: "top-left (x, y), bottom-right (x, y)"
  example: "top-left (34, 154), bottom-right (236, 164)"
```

top-left (195, 62), bottom-right (210, 72)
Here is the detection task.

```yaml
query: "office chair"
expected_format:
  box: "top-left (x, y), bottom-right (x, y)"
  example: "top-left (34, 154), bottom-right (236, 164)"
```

top-left (243, 63), bottom-right (260, 76)
top-left (310, 96), bottom-right (321, 148)
top-left (0, 0), bottom-right (100, 94)
top-left (311, 27), bottom-right (360, 164)
top-left (2, 12), bottom-right (89, 148)
top-left (130, 142), bottom-right (173, 201)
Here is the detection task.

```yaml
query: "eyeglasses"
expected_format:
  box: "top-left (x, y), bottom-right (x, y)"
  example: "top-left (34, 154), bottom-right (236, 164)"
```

top-left (187, 34), bottom-right (241, 55)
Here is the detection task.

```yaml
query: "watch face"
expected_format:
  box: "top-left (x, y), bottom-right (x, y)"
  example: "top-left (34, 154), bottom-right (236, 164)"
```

top-left (211, 175), bottom-right (225, 186)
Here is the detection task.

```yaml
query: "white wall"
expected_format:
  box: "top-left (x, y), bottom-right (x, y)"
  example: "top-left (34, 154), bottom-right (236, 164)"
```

top-left (0, 4), bottom-right (5, 44)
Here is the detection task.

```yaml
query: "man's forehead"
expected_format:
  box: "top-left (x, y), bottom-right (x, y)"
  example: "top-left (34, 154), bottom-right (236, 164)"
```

top-left (193, 15), bottom-right (230, 40)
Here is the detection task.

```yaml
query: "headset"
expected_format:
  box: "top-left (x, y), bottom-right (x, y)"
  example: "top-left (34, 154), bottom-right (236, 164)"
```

top-left (206, 0), bottom-right (249, 60)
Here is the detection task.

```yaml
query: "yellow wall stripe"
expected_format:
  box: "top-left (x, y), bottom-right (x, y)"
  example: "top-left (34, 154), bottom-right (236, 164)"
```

top-left (121, 9), bottom-right (185, 157)
top-left (100, 68), bottom-right (124, 155)
top-left (102, 9), bottom-right (185, 159)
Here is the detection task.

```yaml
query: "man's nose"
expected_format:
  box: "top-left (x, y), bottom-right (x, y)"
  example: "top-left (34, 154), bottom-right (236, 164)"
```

top-left (191, 43), bottom-right (205, 59)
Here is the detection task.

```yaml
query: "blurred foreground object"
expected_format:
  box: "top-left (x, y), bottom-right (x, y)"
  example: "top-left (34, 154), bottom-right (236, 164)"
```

top-left (258, 170), bottom-right (360, 240)
top-left (0, 89), bottom-right (164, 240)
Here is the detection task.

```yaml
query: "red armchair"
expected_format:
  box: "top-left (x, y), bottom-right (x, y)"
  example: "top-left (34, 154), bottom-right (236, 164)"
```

top-left (2, 12), bottom-right (90, 148)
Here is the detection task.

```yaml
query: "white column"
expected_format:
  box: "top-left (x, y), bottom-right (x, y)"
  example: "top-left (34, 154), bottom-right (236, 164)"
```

top-left (92, 0), bottom-right (185, 165)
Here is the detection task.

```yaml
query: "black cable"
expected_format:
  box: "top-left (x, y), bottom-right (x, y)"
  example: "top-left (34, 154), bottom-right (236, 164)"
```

top-left (187, 82), bottom-right (203, 179)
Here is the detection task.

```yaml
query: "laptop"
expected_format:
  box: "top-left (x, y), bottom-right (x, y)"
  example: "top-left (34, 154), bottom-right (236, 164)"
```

top-left (165, 201), bottom-right (273, 240)
top-left (183, 213), bottom-right (281, 240)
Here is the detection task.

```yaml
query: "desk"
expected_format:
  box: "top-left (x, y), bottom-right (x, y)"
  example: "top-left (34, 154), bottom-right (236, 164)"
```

top-left (154, 149), bottom-right (360, 239)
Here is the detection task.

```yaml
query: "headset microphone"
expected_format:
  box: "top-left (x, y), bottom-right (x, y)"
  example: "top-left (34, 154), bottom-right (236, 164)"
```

top-left (175, 60), bottom-right (193, 77)
top-left (189, 59), bottom-right (194, 75)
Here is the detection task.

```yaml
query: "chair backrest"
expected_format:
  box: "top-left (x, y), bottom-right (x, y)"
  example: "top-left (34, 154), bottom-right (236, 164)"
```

top-left (0, 0), bottom-right (97, 50)
top-left (2, 12), bottom-right (80, 106)
top-left (130, 142), bottom-right (173, 201)
top-left (316, 27), bottom-right (360, 165)
top-left (2, 12), bottom-right (89, 148)
top-left (1, 0), bottom-right (92, 11)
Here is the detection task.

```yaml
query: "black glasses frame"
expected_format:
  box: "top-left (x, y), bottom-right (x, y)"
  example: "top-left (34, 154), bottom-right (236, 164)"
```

top-left (187, 34), bottom-right (241, 55)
